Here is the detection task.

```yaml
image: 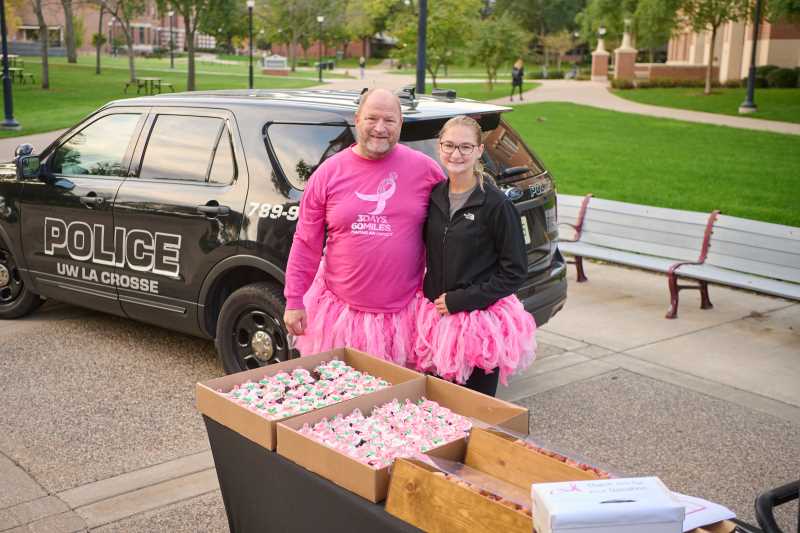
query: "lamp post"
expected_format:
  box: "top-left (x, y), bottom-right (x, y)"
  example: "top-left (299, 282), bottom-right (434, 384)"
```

top-left (739, 0), bottom-right (763, 114)
top-left (167, 10), bottom-right (174, 69)
top-left (247, 0), bottom-right (255, 89)
top-left (416, 0), bottom-right (427, 94)
top-left (0, 0), bottom-right (18, 130)
top-left (317, 15), bottom-right (324, 83)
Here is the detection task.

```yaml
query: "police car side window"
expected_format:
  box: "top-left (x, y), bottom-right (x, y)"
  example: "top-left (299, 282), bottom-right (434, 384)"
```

top-left (267, 124), bottom-right (353, 190)
top-left (51, 114), bottom-right (141, 177)
top-left (139, 115), bottom-right (224, 182)
top-left (208, 127), bottom-right (237, 185)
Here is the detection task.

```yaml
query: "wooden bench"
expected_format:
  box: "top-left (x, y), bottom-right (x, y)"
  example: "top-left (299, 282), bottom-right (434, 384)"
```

top-left (558, 194), bottom-right (800, 317)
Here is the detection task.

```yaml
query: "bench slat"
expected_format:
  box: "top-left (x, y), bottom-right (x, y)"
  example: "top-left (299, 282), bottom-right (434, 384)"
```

top-left (677, 263), bottom-right (800, 300)
top-left (706, 252), bottom-right (800, 284)
top-left (588, 198), bottom-right (710, 225)
top-left (710, 226), bottom-right (800, 256)
top-left (707, 239), bottom-right (800, 270)
top-left (583, 209), bottom-right (709, 239)
top-left (556, 194), bottom-right (586, 209)
top-left (715, 214), bottom-right (800, 241)
top-left (579, 231), bottom-right (699, 262)
top-left (558, 242), bottom-right (677, 273)
top-left (580, 220), bottom-right (705, 255)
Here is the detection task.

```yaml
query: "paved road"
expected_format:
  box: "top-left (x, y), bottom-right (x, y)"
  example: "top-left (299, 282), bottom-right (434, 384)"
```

top-left (1, 261), bottom-right (797, 532)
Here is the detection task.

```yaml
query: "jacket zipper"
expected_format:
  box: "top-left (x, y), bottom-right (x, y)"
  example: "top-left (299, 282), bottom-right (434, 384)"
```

top-left (441, 222), bottom-right (449, 292)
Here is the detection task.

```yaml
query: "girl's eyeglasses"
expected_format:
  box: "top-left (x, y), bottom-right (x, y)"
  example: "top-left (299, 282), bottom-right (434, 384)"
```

top-left (439, 142), bottom-right (477, 155)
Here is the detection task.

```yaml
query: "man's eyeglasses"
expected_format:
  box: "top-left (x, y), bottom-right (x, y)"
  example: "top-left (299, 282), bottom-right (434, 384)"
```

top-left (439, 142), bottom-right (477, 155)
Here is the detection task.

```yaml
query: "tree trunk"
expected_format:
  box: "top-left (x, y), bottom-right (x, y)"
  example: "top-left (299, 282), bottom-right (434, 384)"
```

top-left (486, 67), bottom-right (493, 90)
top-left (557, 54), bottom-right (562, 70)
top-left (124, 28), bottom-right (136, 82)
top-left (704, 25), bottom-right (717, 95)
top-left (33, 0), bottom-right (49, 89)
top-left (185, 14), bottom-right (196, 91)
top-left (290, 35), bottom-right (298, 71)
top-left (95, 7), bottom-right (104, 74)
top-left (61, 0), bottom-right (77, 63)
top-left (362, 36), bottom-right (369, 59)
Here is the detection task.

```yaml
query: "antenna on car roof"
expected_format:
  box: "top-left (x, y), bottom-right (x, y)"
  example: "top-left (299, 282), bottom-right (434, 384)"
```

top-left (353, 87), bottom-right (369, 105)
top-left (395, 85), bottom-right (418, 110)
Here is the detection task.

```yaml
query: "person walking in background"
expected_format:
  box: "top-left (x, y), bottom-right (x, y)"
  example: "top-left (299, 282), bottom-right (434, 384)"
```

top-left (510, 58), bottom-right (525, 102)
top-left (283, 88), bottom-right (445, 365)
top-left (359, 56), bottom-right (366, 79)
top-left (414, 116), bottom-right (537, 397)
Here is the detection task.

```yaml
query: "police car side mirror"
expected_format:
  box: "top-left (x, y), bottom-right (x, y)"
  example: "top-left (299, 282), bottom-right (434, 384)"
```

top-left (17, 155), bottom-right (41, 179)
top-left (14, 143), bottom-right (40, 179)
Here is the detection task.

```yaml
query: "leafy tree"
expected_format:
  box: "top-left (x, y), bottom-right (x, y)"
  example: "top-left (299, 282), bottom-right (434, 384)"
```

top-left (541, 30), bottom-right (573, 69)
top-left (261, 0), bottom-right (317, 71)
top-left (94, 0), bottom-right (147, 82)
top-left (634, 0), bottom-right (681, 60)
top-left (470, 12), bottom-right (530, 89)
top-left (156, 0), bottom-right (215, 91)
top-left (680, 0), bottom-right (750, 94)
top-left (345, 0), bottom-right (396, 58)
top-left (495, 0), bottom-right (586, 36)
top-left (390, 0), bottom-right (482, 88)
top-left (764, 0), bottom-right (800, 21)
top-left (92, 4), bottom-right (107, 74)
top-left (61, 0), bottom-right (78, 63)
top-left (198, 0), bottom-right (247, 54)
top-left (575, 0), bottom-right (638, 50)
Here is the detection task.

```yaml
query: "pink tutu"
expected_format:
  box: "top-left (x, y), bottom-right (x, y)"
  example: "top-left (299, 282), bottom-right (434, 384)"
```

top-left (294, 264), bottom-right (423, 367)
top-left (414, 295), bottom-right (537, 386)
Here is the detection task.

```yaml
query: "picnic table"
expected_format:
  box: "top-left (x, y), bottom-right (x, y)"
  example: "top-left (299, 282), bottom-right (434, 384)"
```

top-left (6, 67), bottom-right (34, 84)
top-left (123, 77), bottom-right (175, 95)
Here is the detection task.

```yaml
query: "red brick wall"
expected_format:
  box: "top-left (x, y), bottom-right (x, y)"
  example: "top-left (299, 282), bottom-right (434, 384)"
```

top-left (648, 64), bottom-right (719, 80)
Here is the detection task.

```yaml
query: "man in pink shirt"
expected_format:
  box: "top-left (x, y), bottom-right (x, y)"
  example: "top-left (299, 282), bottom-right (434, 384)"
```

top-left (283, 88), bottom-right (445, 364)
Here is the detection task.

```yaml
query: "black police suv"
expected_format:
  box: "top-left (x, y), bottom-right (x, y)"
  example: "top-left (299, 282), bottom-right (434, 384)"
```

top-left (0, 89), bottom-right (566, 374)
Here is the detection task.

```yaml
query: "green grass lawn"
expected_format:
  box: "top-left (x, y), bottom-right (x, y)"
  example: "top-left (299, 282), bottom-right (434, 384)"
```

top-left (427, 81), bottom-right (540, 102)
top-left (613, 87), bottom-right (800, 124)
top-left (506, 102), bottom-right (800, 226)
top-left (0, 59), bottom-right (319, 138)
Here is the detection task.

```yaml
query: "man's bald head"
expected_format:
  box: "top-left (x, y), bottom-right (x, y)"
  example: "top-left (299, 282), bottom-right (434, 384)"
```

top-left (356, 88), bottom-right (402, 117)
top-left (353, 88), bottom-right (403, 160)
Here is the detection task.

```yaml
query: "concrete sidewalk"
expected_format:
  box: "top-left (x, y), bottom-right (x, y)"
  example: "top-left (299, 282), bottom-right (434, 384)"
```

top-left (1, 261), bottom-right (797, 532)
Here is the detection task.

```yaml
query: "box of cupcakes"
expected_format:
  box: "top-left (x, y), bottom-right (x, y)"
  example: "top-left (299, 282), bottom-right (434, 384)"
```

top-left (276, 375), bottom-right (529, 502)
top-left (196, 348), bottom-right (424, 451)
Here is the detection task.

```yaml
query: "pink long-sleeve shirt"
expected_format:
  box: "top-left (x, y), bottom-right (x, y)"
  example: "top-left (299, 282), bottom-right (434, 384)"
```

top-left (285, 144), bottom-right (446, 313)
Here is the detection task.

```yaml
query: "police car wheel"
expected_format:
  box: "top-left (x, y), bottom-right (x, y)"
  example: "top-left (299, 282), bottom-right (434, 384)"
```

top-left (215, 281), bottom-right (294, 374)
top-left (0, 246), bottom-right (43, 319)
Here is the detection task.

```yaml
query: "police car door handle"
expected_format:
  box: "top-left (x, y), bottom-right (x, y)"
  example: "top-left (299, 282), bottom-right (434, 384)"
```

top-left (79, 195), bottom-right (104, 207)
top-left (196, 204), bottom-right (230, 217)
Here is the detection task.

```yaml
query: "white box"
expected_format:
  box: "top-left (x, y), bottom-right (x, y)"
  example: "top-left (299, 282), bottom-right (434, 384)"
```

top-left (531, 477), bottom-right (685, 533)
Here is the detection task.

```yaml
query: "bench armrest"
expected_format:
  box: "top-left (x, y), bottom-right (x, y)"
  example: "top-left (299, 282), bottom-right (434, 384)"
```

top-left (557, 222), bottom-right (580, 243)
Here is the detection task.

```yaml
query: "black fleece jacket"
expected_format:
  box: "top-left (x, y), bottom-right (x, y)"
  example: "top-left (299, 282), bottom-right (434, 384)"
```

top-left (423, 180), bottom-right (528, 314)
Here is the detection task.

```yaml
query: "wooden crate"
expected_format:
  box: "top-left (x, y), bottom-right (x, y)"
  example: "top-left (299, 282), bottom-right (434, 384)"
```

top-left (386, 428), bottom-right (738, 533)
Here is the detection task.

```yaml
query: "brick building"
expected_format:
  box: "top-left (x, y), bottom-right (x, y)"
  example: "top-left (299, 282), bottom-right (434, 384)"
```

top-left (667, 19), bottom-right (800, 82)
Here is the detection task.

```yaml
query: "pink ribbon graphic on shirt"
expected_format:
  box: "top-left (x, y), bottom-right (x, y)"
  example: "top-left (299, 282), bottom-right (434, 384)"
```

top-left (355, 174), bottom-right (397, 215)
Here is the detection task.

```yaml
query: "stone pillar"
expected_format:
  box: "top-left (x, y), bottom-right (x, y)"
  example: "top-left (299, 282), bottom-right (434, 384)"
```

top-left (591, 38), bottom-right (610, 82)
top-left (614, 30), bottom-right (638, 80)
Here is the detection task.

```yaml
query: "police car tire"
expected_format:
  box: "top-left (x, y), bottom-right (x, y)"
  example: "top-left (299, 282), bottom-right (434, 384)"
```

top-left (0, 247), bottom-right (43, 319)
top-left (214, 281), bottom-right (290, 374)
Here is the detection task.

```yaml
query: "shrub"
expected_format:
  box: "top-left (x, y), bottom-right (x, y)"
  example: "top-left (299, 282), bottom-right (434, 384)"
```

top-left (766, 68), bottom-right (798, 88)
top-left (722, 79), bottom-right (742, 89)
top-left (611, 79), bottom-right (636, 89)
top-left (528, 69), bottom-right (566, 79)
top-left (755, 64), bottom-right (779, 77)
top-left (741, 76), bottom-right (769, 88)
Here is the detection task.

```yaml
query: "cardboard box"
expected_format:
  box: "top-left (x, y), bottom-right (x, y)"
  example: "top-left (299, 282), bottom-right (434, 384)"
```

top-left (277, 376), bottom-right (529, 502)
top-left (196, 347), bottom-right (423, 451)
top-left (532, 477), bottom-right (684, 533)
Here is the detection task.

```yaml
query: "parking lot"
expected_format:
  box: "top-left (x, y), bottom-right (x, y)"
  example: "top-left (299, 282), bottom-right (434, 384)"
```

top-left (1, 261), bottom-right (799, 532)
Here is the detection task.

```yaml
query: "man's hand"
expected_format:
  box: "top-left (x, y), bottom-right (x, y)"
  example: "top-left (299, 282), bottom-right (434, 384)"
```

top-left (434, 294), bottom-right (449, 316)
top-left (284, 309), bottom-right (308, 336)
